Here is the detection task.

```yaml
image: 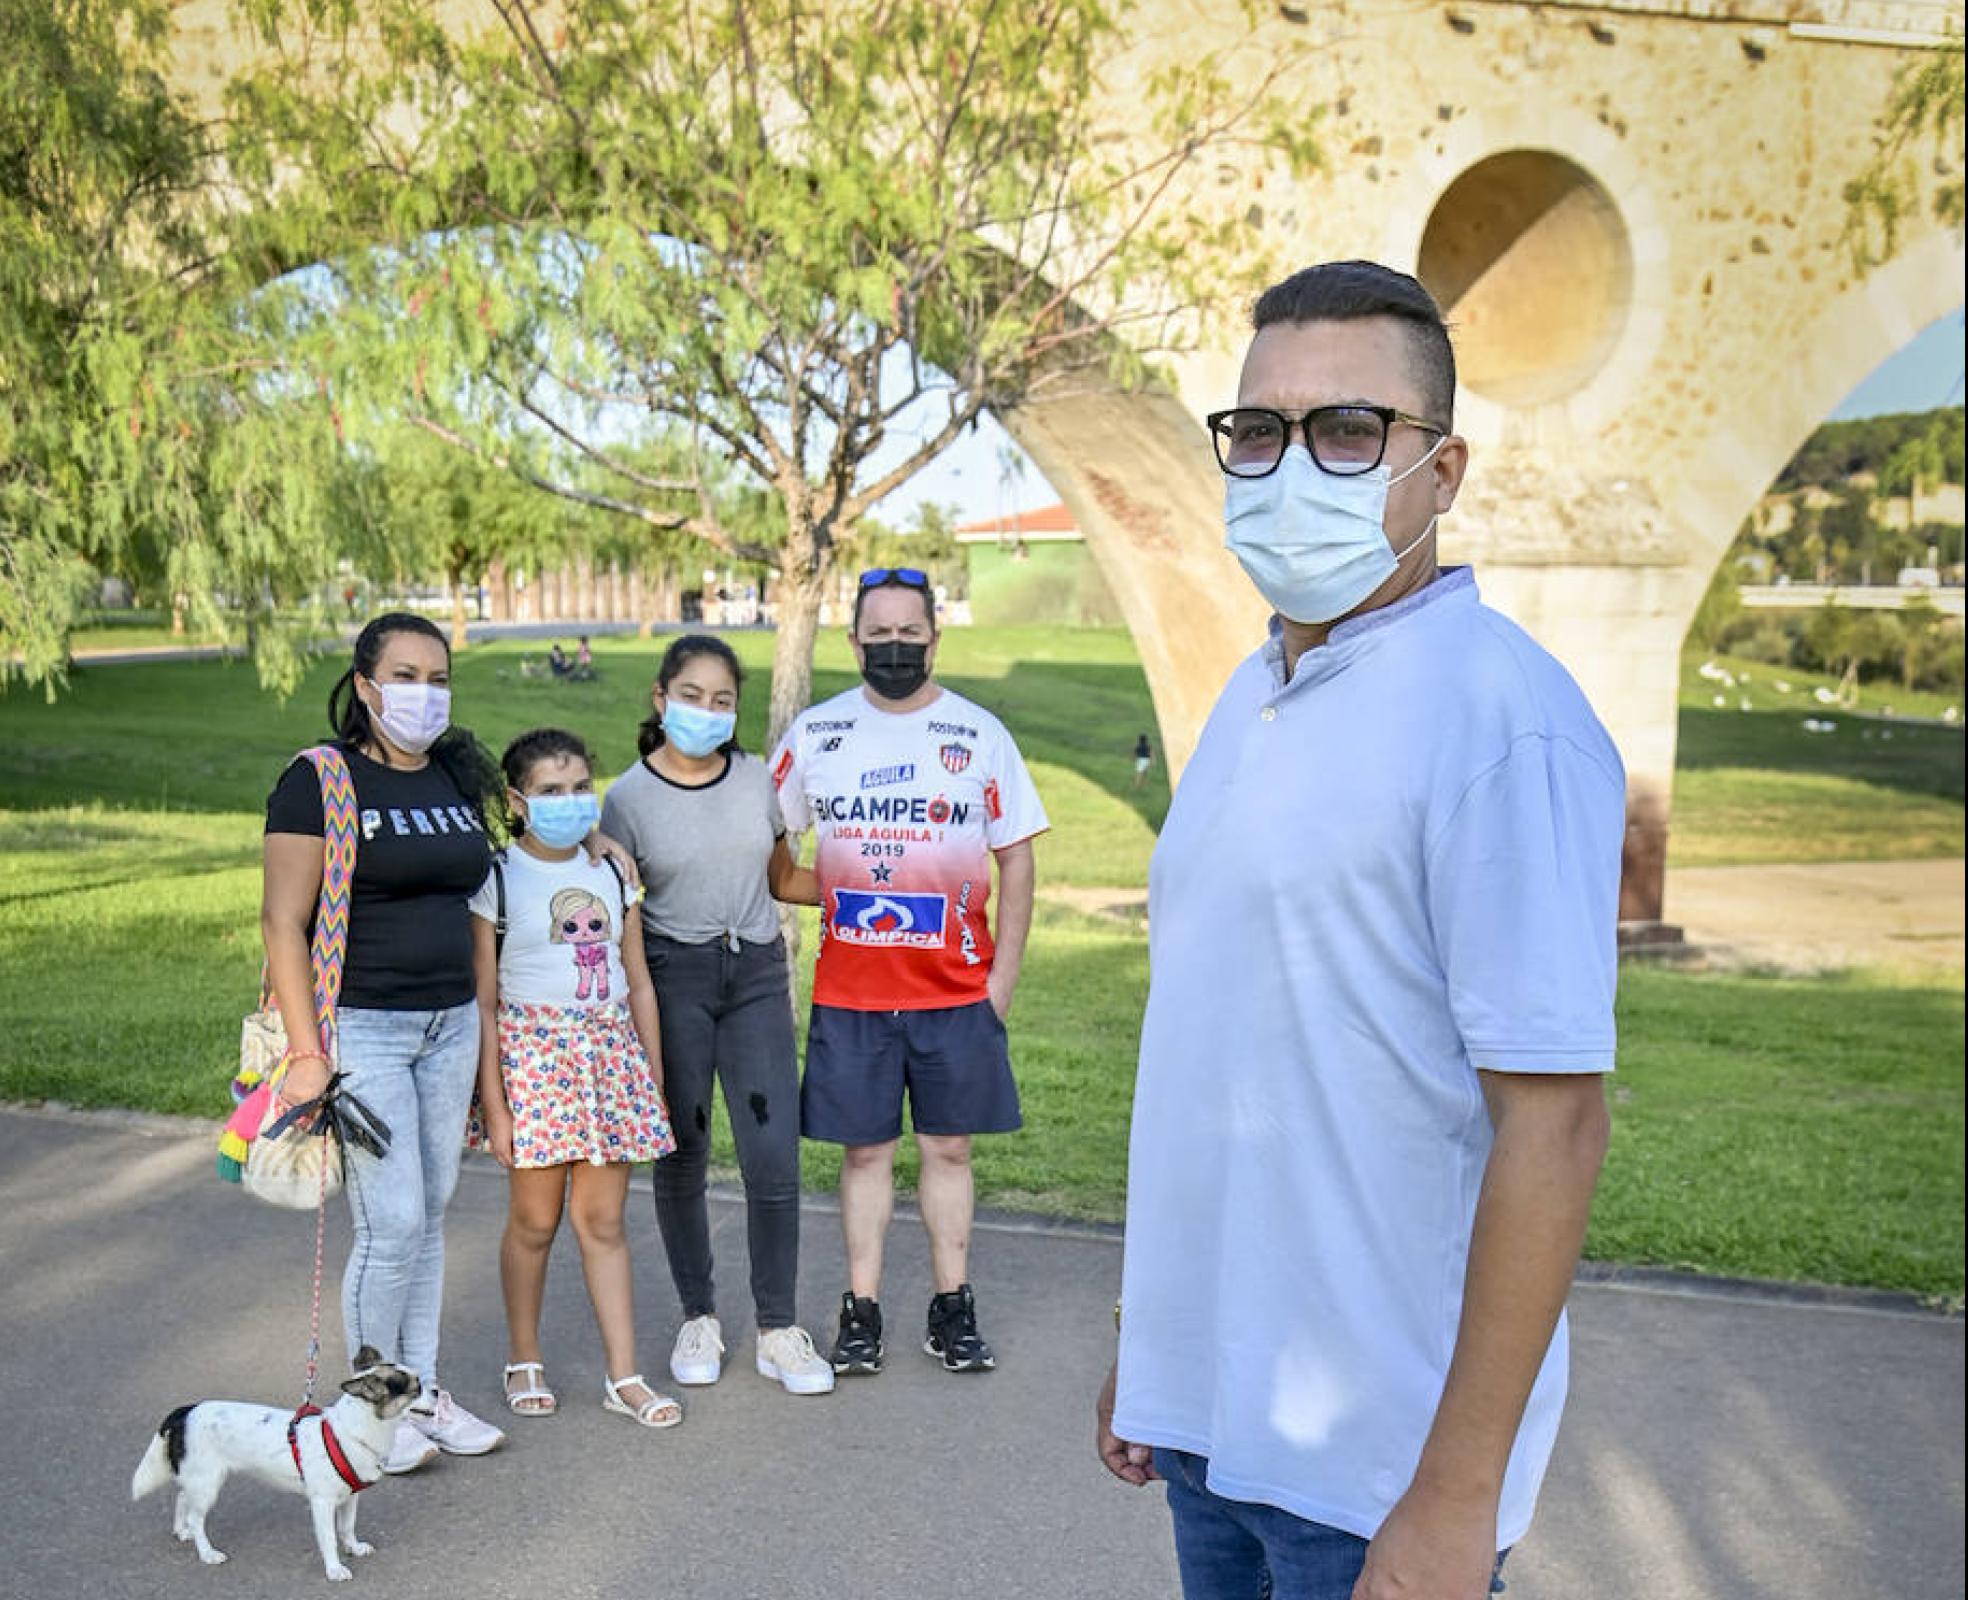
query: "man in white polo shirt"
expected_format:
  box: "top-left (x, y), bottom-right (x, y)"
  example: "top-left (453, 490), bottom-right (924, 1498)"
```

top-left (1095, 261), bottom-right (1622, 1600)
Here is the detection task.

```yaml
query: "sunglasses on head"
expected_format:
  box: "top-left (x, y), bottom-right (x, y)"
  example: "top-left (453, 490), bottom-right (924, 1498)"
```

top-left (857, 567), bottom-right (930, 591)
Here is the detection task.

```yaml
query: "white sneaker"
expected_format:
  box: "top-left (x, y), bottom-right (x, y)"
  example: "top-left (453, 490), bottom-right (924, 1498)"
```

top-left (755, 1325), bottom-right (837, 1396)
top-left (381, 1418), bottom-right (439, 1475)
top-left (408, 1389), bottom-right (506, 1456)
top-left (670, 1315), bottom-right (725, 1386)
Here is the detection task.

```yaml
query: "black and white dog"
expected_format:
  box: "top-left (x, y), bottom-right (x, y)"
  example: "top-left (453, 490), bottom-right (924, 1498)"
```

top-left (131, 1346), bottom-right (420, 1581)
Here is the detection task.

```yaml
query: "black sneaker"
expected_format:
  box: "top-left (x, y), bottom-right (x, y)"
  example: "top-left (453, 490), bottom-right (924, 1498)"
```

top-left (924, 1283), bottom-right (996, 1372)
top-left (831, 1292), bottom-right (884, 1375)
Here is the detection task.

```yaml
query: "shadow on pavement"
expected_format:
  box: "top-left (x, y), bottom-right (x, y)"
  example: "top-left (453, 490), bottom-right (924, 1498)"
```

top-left (2, 1110), bottom-right (1960, 1600)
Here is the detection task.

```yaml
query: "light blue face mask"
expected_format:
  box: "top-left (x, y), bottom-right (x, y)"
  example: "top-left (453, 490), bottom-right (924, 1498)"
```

top-left (1223, 439), bottom-right (1443, 624)
top-left (521, 791), bottom-right (600, 849)
top-left (663, 700), bottom-right (737, 758)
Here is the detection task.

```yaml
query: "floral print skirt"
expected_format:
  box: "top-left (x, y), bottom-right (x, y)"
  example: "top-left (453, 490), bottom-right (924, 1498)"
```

top-left (472, 1000), bottom-right (674, 1169)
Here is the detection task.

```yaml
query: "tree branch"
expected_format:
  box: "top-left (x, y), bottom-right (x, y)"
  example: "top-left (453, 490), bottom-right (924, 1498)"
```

top-left (841, 391), bottom-right (988, 524)
top-left (408, 414), bottom-right (771, 563)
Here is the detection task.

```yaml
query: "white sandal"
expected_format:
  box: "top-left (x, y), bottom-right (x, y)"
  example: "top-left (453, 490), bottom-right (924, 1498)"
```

top-left (503, 1361), bottom-right (557, 1416)
top-left (602, 1373), bottom-right (682, 1430)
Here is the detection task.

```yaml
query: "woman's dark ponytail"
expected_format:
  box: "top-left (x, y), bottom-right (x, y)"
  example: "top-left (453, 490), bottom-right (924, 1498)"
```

top-left (327, 666), bottom-right (368, 748)
top-left (635, 704), bottom-right (666, 758)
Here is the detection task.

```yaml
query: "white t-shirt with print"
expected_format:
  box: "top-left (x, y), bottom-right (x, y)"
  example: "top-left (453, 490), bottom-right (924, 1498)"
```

top-left (771, 685), bottom-right (1048, 1012)
top-left (468, 848), bottom-right (634, 1008)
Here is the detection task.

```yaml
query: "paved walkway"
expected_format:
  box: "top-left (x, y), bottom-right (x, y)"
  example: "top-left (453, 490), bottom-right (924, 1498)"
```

top-left (1666, 857), bottom-right (1964, 974)
top-left (1043, 858), bottom-right (1968, 976)
top-left (3, 1108), bottom-right (1960, 1600)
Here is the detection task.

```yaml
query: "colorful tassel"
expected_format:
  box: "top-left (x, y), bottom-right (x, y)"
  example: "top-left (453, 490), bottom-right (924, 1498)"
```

top-left (216, 1083), bottom-right (271, 1185)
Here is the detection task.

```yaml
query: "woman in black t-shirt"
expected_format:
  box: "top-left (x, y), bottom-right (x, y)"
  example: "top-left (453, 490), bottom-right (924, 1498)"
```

top-left (263, 612), bottom-right (510, 1473)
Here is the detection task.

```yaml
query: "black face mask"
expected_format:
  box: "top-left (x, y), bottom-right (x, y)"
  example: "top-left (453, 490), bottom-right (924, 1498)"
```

top-left (860, 640), bottom-right (931, 702)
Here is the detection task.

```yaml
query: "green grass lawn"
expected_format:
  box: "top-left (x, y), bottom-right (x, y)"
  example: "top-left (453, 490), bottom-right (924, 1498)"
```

top-left (0, 627), bottom-right (1167, 889)
top-left (55, 608), bottom-right (232, 654)
top-left (966, 542), bottom-right (1124, 629)
top-left (2, 803), bottom-right (1960, 1298)
top-left (2, 631), bottom-right (1963, 1298)
top-left (1671, 651), bottom-right (1964, 866)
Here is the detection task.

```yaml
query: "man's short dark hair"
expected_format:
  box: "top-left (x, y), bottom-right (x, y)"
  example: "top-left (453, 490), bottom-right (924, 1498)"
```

top-left (1251, 261), bottom-right (1456, 429)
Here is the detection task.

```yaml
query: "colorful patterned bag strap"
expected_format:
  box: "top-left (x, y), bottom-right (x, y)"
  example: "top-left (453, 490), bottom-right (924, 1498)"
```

top-left (301, 745), bottom-right (359, 1055)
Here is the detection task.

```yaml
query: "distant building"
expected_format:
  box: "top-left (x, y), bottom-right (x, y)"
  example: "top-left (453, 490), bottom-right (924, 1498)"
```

top-left (954, 503), bottom-right (1083, 546)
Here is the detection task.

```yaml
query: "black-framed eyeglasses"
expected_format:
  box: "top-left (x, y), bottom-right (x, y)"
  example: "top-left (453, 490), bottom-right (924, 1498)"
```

top-left (858, 566), bottom-right (930, 590)
top-left (1205, 405), bottom-right (1446, 479)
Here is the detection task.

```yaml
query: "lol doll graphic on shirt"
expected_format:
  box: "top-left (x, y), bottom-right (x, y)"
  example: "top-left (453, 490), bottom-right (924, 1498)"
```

top-left (549, 885), bottom-right (614, 1001)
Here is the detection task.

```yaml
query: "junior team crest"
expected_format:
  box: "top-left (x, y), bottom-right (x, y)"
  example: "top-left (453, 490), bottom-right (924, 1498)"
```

top-left (939, 741), bottom-right (973, 774)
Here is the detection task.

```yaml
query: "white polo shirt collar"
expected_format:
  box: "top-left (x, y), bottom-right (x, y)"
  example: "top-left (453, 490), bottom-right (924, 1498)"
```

top-left (1261, 565), bottom-right (1478, 695)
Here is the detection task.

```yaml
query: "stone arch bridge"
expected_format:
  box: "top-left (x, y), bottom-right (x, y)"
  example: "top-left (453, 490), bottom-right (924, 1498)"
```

top-left (1011, 0), bottom-right (1963, 933)
top-left (169, 0), bottom-right (1964, 931)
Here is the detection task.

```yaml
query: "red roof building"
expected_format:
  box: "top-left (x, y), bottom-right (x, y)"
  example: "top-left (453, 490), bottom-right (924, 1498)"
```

top-left (953, 503), bottom-right (1082, 544)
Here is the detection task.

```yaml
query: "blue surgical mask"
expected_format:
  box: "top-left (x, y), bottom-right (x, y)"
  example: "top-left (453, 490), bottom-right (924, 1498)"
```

top-left (663, 701), bottom-right (737, 758)
top-left (1223, 440), bottom-right (1443, 624)
top-left (522, 792), bottom-right (600, 849)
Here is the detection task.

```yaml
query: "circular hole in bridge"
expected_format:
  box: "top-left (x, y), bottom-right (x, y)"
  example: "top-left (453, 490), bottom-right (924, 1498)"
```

top-left (1418, 150), bottom-right (1633, 407)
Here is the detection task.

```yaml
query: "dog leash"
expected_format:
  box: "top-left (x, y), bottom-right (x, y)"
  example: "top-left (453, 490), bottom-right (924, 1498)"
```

top-left (282, 1145), bottom-right (381, 1495)
top-left (284, 1155), bottom-right (378, 1495)
top-left (264, 1072), bottom-right (394, 1482)
top-left (303, 1140), bottom-right (330, 1406)
top-left (259, 1072), bottom-right (391, 1406)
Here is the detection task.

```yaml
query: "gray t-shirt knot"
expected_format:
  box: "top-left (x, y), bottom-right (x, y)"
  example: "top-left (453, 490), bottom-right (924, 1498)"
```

top-left (599, 751), bottom-right (786, 946)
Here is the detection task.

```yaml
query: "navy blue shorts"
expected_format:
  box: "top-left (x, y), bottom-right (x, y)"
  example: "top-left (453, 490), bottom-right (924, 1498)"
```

top-left (802, 1000), bottom-right (1021, 1145)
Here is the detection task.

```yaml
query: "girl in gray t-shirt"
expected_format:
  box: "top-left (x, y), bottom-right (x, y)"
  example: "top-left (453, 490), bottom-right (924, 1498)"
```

top-left (598, 635), bottom-right (832, 1398)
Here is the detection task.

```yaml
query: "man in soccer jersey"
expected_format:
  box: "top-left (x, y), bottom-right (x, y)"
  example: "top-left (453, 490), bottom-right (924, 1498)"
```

top-left (771, 567), bottom-right (1047, 1376)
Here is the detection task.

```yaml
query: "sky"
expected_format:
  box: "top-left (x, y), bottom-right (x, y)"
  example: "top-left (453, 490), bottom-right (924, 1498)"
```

top-left (1829, 308), bottom-right (1965, 420)
top-left (876, 304), bottom-right (1968, 527)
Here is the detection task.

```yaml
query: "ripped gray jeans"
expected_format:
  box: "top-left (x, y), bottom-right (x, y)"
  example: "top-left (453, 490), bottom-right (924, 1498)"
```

top-left (643, 934), bottom-right (803, 1331)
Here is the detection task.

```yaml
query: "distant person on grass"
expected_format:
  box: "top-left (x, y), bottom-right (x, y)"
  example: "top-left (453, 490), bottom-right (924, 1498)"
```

top-left (600, 635), bottom-right (837, 1399)
top-left (1131, 732), bottom-right (1153, 791)
top-left (771, 568), bottom-right (1048, 1377)
top-left (1094, 262), bottom-right (1622, 1600)
top-left (262, 612), bottom-right (509, 1474)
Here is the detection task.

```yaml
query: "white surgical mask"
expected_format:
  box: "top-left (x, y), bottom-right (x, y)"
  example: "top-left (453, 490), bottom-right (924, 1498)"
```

top-left (370, 681), bottom-right (452, 754)
top-left (1224, 440), bottom-right (1443, 624)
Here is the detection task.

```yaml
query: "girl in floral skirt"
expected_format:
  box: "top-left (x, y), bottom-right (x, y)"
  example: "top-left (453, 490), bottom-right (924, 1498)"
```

top-left (470, 727), bottom-right (681, 1428)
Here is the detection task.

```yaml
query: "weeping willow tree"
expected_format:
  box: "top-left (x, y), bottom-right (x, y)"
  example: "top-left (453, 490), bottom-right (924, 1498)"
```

top-left (1844, 45), bottom-right (1966, 272)
top-left (228, 0), bottom-right (1321, 739)
top-left (0, 0), bottom-right (369, 693)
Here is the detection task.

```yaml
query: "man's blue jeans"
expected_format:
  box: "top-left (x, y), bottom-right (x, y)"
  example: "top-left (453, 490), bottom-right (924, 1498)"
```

top-left (1155, 1448), bottom-right (1508, 1600)
top-left (336, 1002), bottom-right (479, 1390)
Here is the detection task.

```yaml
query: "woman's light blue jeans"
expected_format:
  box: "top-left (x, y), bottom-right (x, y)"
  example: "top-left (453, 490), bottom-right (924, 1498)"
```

top-left (1155, 1448), bottom-right (1509, 1600)
top-left (335, 1003), bottom-right (479, 1390)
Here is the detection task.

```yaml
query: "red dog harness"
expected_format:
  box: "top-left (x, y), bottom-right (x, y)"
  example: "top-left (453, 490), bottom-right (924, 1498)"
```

top-left (287, 1404), bottom-right (376, 1493)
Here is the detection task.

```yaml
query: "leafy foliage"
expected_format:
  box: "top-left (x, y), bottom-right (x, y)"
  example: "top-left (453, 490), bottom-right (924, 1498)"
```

top-left (0, 0), bottom-right (360, 693)
top-left (229, 0), bottom-right (1321, 735)
top-left (1775, 407), bottom-right (1965, 492)
top-left (1843, 46), bottom-right (1966, 272)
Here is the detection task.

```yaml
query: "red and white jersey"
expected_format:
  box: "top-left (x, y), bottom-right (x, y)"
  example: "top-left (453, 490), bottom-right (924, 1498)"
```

top-left (771, 686), bottom-right (1048, 1012)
